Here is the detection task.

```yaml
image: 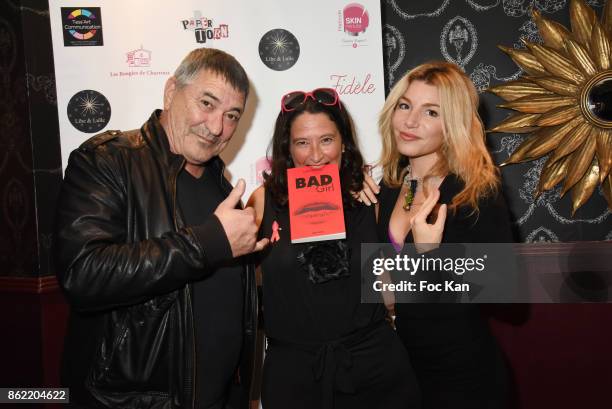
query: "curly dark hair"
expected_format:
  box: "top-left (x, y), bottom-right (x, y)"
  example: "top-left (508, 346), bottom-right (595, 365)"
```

top-left (264, 97), bottom-right (365, 207)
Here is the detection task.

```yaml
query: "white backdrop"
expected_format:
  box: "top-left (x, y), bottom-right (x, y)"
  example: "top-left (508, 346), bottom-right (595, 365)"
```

top-left (49, 0), bottom-right (385, 197)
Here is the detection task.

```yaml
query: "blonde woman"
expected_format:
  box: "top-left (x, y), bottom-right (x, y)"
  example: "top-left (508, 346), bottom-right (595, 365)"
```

top-left (375, 62), bottom-right (514, 409)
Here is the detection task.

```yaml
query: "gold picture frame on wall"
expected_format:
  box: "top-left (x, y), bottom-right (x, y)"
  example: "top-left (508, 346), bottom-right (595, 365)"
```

top-left (488, 0), bottom-right (612, 215)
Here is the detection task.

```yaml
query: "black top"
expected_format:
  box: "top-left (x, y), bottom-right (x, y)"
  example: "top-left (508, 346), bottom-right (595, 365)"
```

top-left (376, 174), bottom-right (515, 326)
top-left (259, 190), bottom-right (386, 343)
top-left (177, 168), bottom-right (243, 407)
top-left (377, 174), bottom-right (514, 244)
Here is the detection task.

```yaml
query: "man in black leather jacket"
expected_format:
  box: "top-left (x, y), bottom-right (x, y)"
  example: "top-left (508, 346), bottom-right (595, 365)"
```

top-left (54, 48), bottom-right (268, 409)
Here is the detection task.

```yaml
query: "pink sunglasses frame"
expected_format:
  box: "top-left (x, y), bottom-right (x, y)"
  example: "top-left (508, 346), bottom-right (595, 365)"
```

top-left (280, 88), bottom-right (341, 113)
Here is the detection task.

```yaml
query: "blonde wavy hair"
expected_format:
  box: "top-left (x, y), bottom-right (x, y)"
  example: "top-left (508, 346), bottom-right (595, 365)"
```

top-left (378, 61), bottom-right (499, 212)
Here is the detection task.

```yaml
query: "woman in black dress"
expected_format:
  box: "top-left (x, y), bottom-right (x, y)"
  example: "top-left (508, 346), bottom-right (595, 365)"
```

top-left (248, 88), bottom-right (419, 409)
top-left (375, 61), bottom-right (514, 409)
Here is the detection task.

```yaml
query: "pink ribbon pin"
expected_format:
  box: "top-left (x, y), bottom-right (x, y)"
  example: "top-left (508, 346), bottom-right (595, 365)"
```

top-left (270, 220), bottom-right (281, 243)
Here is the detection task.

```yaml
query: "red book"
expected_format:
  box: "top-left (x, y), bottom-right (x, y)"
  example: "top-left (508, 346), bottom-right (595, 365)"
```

top-left (287, 164), bottom-right (346, 243)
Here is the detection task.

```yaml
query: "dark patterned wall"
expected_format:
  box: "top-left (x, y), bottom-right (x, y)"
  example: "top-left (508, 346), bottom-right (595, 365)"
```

top-left (0, 0), bottom-right (61, 278)
top-left (0, 0), bottom-right (37, 277)
top-left (21, 0), bottom-right (63, 279)
top-left (381, 0), bottom-right (611, 242)
top-left (0, 0), bottom-right (67, 392)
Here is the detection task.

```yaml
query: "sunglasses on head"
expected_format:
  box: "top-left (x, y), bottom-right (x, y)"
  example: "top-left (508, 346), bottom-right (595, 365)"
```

top-left (280, 88), bottom-right (341, 113)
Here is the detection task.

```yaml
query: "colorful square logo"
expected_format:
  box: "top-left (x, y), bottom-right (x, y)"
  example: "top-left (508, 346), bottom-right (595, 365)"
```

top-left (61, 7), bottom-right (104, 47)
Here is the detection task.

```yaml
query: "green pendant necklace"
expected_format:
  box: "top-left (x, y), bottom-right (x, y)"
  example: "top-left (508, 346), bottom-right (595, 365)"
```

top-left (402, 166), bottom-right (421, 211)
top-left (403, 179), bottom-right (418, 210)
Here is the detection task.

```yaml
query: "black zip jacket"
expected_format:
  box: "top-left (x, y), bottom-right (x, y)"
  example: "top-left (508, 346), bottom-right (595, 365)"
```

top-left (54, 110), bottom-right (257, 409)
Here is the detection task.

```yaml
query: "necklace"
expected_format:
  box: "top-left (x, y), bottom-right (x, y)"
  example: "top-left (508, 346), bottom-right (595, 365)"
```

top-left (402, 166), bottom-right (422, 211)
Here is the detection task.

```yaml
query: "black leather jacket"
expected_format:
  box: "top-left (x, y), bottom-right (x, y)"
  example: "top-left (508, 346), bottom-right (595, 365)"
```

top-left (55, 111), bottom-right (257, 409)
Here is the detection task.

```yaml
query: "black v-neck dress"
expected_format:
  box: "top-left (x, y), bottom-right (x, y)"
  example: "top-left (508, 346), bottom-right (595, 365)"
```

top-left (377, 174), bottom-right (513, 409)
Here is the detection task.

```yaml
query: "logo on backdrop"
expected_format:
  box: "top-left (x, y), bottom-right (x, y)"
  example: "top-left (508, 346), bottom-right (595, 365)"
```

top-left (181, 11), bottom-right (229, 44)
top-left (67, 90), bottom-right (111, 133)
top-left (108, 46), bottom-right (170, 79)
top-left (337, 3), bottom-right (369, 48)
top-left (258, 29), bottom-right (300, 71)
top-left (126, 46), bottom-right (151, 67)
top-left (330, 73), bottom-right (376, 96)
top-left (61, 7), bottom-right (103, 47)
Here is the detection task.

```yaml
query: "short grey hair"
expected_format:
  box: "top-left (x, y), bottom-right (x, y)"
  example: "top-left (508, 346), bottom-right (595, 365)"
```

top-left (173, 48), bottom-right (249, 99)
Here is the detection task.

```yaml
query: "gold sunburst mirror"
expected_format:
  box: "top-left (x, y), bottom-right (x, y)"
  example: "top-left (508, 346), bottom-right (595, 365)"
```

top-left (488, 0), bottom-right (612, 215)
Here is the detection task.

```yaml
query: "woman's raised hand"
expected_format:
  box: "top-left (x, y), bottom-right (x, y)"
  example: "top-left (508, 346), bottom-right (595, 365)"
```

top-left (411, 188), bottom-right (447, 253)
